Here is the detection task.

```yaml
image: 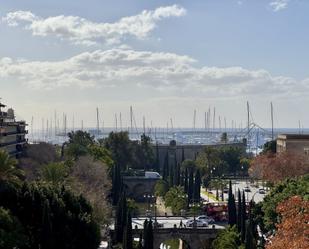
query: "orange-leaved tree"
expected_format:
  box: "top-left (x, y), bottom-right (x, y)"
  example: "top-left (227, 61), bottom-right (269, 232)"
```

top-left (249, 152), bottom-right (309, 183)
top-left (266, 195), bottom-right (309, 249)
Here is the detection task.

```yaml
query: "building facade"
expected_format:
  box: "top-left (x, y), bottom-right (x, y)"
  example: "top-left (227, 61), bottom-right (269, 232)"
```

top-left (0, 102), bottom-right (27, 157)
top-left (277, 134), bottom-right (309, 156)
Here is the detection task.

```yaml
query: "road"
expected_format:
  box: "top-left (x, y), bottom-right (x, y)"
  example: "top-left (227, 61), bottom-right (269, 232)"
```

top-left (202, 179), bottom-right (268, 203)
top-left (109, 216), bottom-right (226, 230)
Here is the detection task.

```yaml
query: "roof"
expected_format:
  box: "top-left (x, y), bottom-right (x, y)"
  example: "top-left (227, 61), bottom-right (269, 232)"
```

top-left (277, 134), bottom-right (309, 140)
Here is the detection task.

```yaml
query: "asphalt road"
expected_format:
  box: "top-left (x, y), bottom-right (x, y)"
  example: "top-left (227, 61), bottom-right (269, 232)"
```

top-left (110, 217), bottom-right (225, 230)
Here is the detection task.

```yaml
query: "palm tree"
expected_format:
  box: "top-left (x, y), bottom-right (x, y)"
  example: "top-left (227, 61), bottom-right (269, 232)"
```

top-left (41, 162), bottom-right (68, 185)
top-left (0, 150), bottom-right (23, 182)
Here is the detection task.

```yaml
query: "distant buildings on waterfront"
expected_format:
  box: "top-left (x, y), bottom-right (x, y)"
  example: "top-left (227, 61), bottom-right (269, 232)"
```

top-left (0, 101), bottom-right (27, 157)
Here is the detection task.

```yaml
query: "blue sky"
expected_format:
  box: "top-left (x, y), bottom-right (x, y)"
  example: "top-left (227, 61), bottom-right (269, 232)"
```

top-left (1, 0), bottom-right (309, 129)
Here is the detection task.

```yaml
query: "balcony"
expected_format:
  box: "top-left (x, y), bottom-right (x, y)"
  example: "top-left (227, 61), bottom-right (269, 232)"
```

top-left (0, 139), bottom-right (27, 147)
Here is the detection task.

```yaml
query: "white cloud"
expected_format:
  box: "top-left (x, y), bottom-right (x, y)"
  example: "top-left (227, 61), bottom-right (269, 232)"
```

top-left (2, 5), bottom-right (186, 45)
top-left (0, 49), bottom-right (307, 99)
top-left (269, 0), bottom-right (290, 12)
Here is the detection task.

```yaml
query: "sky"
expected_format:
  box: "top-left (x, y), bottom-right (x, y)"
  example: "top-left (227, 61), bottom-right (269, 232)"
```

top-left (1, 0), bottom-right (309, 129)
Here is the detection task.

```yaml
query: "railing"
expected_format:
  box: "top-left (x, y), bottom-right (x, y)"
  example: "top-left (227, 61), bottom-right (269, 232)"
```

top-left (0, 139), bottom-right (27, 147)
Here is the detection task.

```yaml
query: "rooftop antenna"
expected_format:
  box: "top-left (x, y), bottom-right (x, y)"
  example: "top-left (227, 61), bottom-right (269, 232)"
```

top-left (271, 102), bottom-right (274, 140)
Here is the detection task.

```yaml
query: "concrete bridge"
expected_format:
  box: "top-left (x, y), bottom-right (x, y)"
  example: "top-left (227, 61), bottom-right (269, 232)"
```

top-left (132, 227), bottom-right (220, 249)
top-left (123, 177), bottom-right (159, 201)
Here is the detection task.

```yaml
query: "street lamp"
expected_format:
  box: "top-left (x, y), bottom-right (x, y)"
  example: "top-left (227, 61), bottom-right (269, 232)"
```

top-left (143, 194), bottom-right (155, 217)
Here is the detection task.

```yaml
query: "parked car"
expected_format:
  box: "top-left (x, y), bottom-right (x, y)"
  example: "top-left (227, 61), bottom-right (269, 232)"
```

top-left (186, 219), bottom-right (208, 227)
top-left (196, 215), bottom-right (215, 224)
top-left (259, 188), bottom-right (266, 194)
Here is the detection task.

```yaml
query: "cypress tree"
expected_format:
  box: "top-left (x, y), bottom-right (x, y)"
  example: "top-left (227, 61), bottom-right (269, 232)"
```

top-left (123, 211), bottom-right (133, 249)
top-left (228, 180), bottom-right (237, 226)
top-left (181, 147), bottom-right (185, 162)
top-left (237, 189), bottom-right (242, 233)
top-left (163, 152), bottom-right (169, 181)
top-left (188, 169), bottom-right (194, 203)
top-left (245, 202), bottom-right (256, 249)
top-left (115, 191), bottom-right (127, 243)
top-left (193, 169), bottom-right (201, 202)
top-left (155, 143), bottom-right (160, 173)
top-left (184, 168), bottom-right (188, 193)
top-left (145, 219), bottom-right (153, 249)
top-left (241, 191), bottom-right (246, 243)
top-left (143, 219), bottom-right (148, 247)
top-left (137, 232), bottom-right (143, 249)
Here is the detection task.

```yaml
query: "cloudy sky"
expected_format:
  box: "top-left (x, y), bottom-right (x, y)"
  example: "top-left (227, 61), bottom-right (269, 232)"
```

top-left (1, 0), bottom-right (309, 129)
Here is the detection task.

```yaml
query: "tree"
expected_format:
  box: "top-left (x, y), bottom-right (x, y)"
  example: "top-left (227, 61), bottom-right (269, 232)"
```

top-left (266, 196), bottom-right (309, 249)
top-left (261, 175), bottom-right (309, 231)
top-left (241, 191), bottom-right (246, 243)
top-left (245, 204), bottom-right (256, 249)
top-left (164, 186), bottom-right (187, 215)
top-left (102, 131), bottom-right (133, 170)
top-left (0, 207), bottom-right (28, 249)
top-left (262, 140), bottom-right (276, 154)
top-left (184, 167), bottom-right (188, 193)
top-left (123, 211), bottom-right (133, 249)
top-left (144, 219), bottom-right (153, 249)
top-left (66, 130), bottom-right (95, 158)
top-left (221, 132), bottom-right (228, 143)
top-left (0, 150), bottom-right (23, 183)
top-left (237, 189), bottom-right (242, 233)
top-left (68, 156), bottom-right (112, 224)
top-left (115, 191), bottom-right (127, 243)
top-left (188, 169), bottom-right (194, 203)
top-left (162, 152), bottom-right (169, 181)
top-left (0, 180), bottom-right (100, 249)
top-left (41, 162), bottom-right (68, 185)
top-left (154, 179), bottom-right (168, 197)
top-left (212, 226), bottom-right (240, 249)
top-left (228, 181), bottom-right (237, 226)
top-left (249, 152), bottom-right (309, 183)
top-left (193, 169), bottom-right (201, 202)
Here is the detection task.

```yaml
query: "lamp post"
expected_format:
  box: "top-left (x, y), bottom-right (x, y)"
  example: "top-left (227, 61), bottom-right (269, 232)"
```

top-left (189, 200), bottom-right (200, 228)
top-left (143, 194), bottom-right (155, 217)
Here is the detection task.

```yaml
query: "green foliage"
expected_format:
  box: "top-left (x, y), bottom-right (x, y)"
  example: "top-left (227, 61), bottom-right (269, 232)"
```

top-left (181, 159), bottom-right (196, 171)
top-left (262, 140), bottom-right (276, 154)
top-left (88, 144), bottom-right (114, 167)
top-left (261, 174), bottom-right (309, 231)
top-left (102, 131), bottom-right (133, 170)
top-left (228, 181), bottom-right (237, 226)
top-left (0, 207), bottom-right (28, 249)
top-left (154, 179), bottom-right (168, 197)
top-left (0, 149), bottom-right (23, 183)
top-left (221, 132), bottom-right (228, 143)
top-left (131, 134), bottom-right (155, 170)
top-left (0, 180), bottom-right (100, 249)
top-left (212, 226), bottom-right (240, 249)
top-left (66, 130), bottom-right (95, 158)
top-left (196, 146), bottom-right (245, 176)
top-left (41, 162), bottom-right (68, 185)
top-left (164, 186), bottom-right (187, 215)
